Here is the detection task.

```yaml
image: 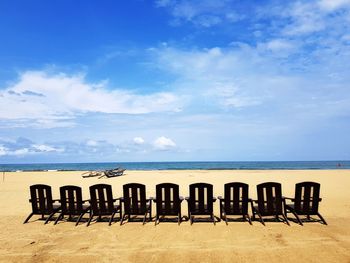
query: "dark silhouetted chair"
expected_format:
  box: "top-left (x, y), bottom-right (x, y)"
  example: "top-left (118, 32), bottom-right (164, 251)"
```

top-left (284, 182), bottom-right (327, 225)
top-left (154, 183), bottom-right (183, 225)
top-left (24, 184), bottom-right (61, 224)
top-left (87, 184), bottom-right (121, 226)
top-left (120, 183), bottom-right (152, 225)
top-left (218, 182), bottom-right (252, 225)
top-left (186, 183), bottom-right (216, 225)
top-left (54, 185), bottom-right (91, 226)
top-left (252, 182), bottom-right (289, 225)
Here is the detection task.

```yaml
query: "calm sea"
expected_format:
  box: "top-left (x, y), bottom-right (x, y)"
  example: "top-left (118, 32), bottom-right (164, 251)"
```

top-left (0, 161), bottom-right (349, 171)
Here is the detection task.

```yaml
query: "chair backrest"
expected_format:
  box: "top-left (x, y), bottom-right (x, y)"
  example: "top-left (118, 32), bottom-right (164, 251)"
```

top-left (256, 182), bottom-right (283, 216)
top-left (156, 183), bottom-right (180, 215)
top-left (89, 184), bottom-right (115, 215)
top-left (60, 185), bottom-right (83, 215)
top-left (123, 183), bottom-right (147, 215)
top-left (223, 182), bottom-right (249, 215)
top-left (188, 183), bottom-right (214, 214)
top-left (294, 182), bottom-right (321, 215)
top-left (29, 184), bottom-right (54, 215)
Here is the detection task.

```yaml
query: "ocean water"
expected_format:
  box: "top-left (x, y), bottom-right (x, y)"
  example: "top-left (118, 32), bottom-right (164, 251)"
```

top-left (0, 161), bottom-right (349, 171)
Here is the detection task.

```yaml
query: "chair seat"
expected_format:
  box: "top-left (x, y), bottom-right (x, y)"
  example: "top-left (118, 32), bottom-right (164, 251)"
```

top-left (34, 204), bottom-right (61, 215)
top-left (223, 204), bottom-right (246, 215)
top-left (128, 204), bottom-right (151, 215)
top-left (253, 205), bottom-right (283, 216)
top-left (285, 204), bottom-right (318, 215)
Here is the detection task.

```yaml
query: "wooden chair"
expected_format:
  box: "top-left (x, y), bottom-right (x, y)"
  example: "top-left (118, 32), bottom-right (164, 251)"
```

top-left (154, 183), bottom-right (183, 225)
top-left (284, 182), bottom-right (327, 225)
top-left (186, 183), bottom-right (216, 225)
top-left (87, 184), bottom-right (121, 226)
top-left (23, 184), bottom-right (61, 224)
top-left (218, 182), bottom-right (252, 225)
top-left (120, 183), bottom-right (152, 225)
top-left (252, 182), bottom-right (289, 225)
top-left (54, 185), bottom-right (91, 226)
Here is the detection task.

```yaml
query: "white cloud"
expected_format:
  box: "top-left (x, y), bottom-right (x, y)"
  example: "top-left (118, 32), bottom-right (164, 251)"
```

top-left (86, 140), bottom-right (98, 147)
top-left (151, 46), bottom-right (269, 109)
top-left (133, 137), bottom-right (145, 145)
top-left (264, 39), bottom-right (295, 51)
top-left (0, 71), bottom-right (182, 123)
top-left (156, 0), bottom-right (244, 27)
top-left (155, 0), bottom-right (173, 7)
top-left (318, 0), bottom-right (350, 11)
top-left (32, 144), bottom-right (63, 152)
top-left (153, 136), bottom-right (176, 150)
top-left (0, 145), bottom-right (7, 156)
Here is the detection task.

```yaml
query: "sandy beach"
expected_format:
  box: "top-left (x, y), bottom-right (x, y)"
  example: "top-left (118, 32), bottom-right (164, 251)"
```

top-left (0, 169), bottom-right (349, 262)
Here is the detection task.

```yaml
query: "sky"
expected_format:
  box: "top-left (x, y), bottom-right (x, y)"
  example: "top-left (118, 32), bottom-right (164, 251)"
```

top-left (0, 0), bottom-right (350, 163)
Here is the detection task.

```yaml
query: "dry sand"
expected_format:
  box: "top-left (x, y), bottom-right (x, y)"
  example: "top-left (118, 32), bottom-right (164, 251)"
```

top-left (0, 169), bottom-right (349, 262)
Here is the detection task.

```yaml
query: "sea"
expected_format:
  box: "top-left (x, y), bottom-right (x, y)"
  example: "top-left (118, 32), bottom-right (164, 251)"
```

top-left (0, 161), bottom-right (349, 172)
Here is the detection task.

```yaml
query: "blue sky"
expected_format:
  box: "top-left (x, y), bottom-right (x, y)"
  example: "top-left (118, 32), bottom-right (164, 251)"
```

top-left (0, 0), bottom-right (350, 163)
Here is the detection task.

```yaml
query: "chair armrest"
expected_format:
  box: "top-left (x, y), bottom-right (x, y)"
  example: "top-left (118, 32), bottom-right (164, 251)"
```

top-left (218, 196), bottom-right (224, 200)
top-left (212, 197), bottom-right (217, 202)
top-left (148, 197), bottom-right (154, 201)
top-left (185, 197), bottom-right (190, 201)
top-left (282, 196), bottom-right (294, 201)
top-left (179, 196), bottom-right (184, 201)
top-left (113, 197), bottom-right (122, 201)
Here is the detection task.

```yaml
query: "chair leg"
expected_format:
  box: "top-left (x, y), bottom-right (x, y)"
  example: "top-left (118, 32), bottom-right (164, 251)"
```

top-left (256, 212), bottom-right (265, 226)
top-left (120, 214), bottom-right (125, 226)
top-left (155, 215), bottom-right (159, 226)
top-left (109, 212), bottom-right (116, 226)
top-left (219, 201), bottom-right (223, 221)
top-left (76, 212), bottom-right (86, 226)
top-left (143, 212), bottom-right (147, 225)
top-left (23, 213), bottom-right (34, 224)
top-left (246, 214), bottom-right (253, 225)
top-left (149, 206), bottom-right (152, 221)
top-left (87, 213), bottom-right (94, 227)
top-left (212, 213), bottom-right (216, 225)
top-left (45, 212), bottom-right (56, 224)
top-left (54, 213), bottom-right (63, 225)
top-left (190, 213), bottom-right (193, 225)
top-left (290, 210), bottom-right (303, 226)
top-left (223, 212), bottom-right (228, 226)
top-left (178, 213), bottom-right (181, 225)
top-left (282, 213), bottom-right (290, 226)
top-left (317, 212), bottom-right (328, 225)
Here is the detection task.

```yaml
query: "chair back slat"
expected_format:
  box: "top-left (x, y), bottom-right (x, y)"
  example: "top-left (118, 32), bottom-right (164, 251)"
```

top-left (123, 183), bottom-right (147, 215)
top-left (257, 182), bottom-right (283, 216)
top-left (294, 182), bottom-right (320, 215)
top-left (224, 182), bottom-right (249, 215)
top-left (156, 183), bottom-right (180, 215)
top-left (189, 183), bottom-right (213, 215)
top-left (89, 184), bottom-right (114, 215)
top-left (30, 184), bottom-right (54, 214)
top-left (60, 186), bottom-right (83, 215)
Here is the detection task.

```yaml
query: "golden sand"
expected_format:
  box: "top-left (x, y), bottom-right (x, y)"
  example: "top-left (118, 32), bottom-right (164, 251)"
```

top-left (0, 169), bottom-right (349, 262)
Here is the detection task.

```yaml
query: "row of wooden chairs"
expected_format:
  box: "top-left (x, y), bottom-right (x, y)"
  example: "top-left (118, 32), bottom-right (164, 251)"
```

top-left (24, 182), bottom-right (327, 226)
